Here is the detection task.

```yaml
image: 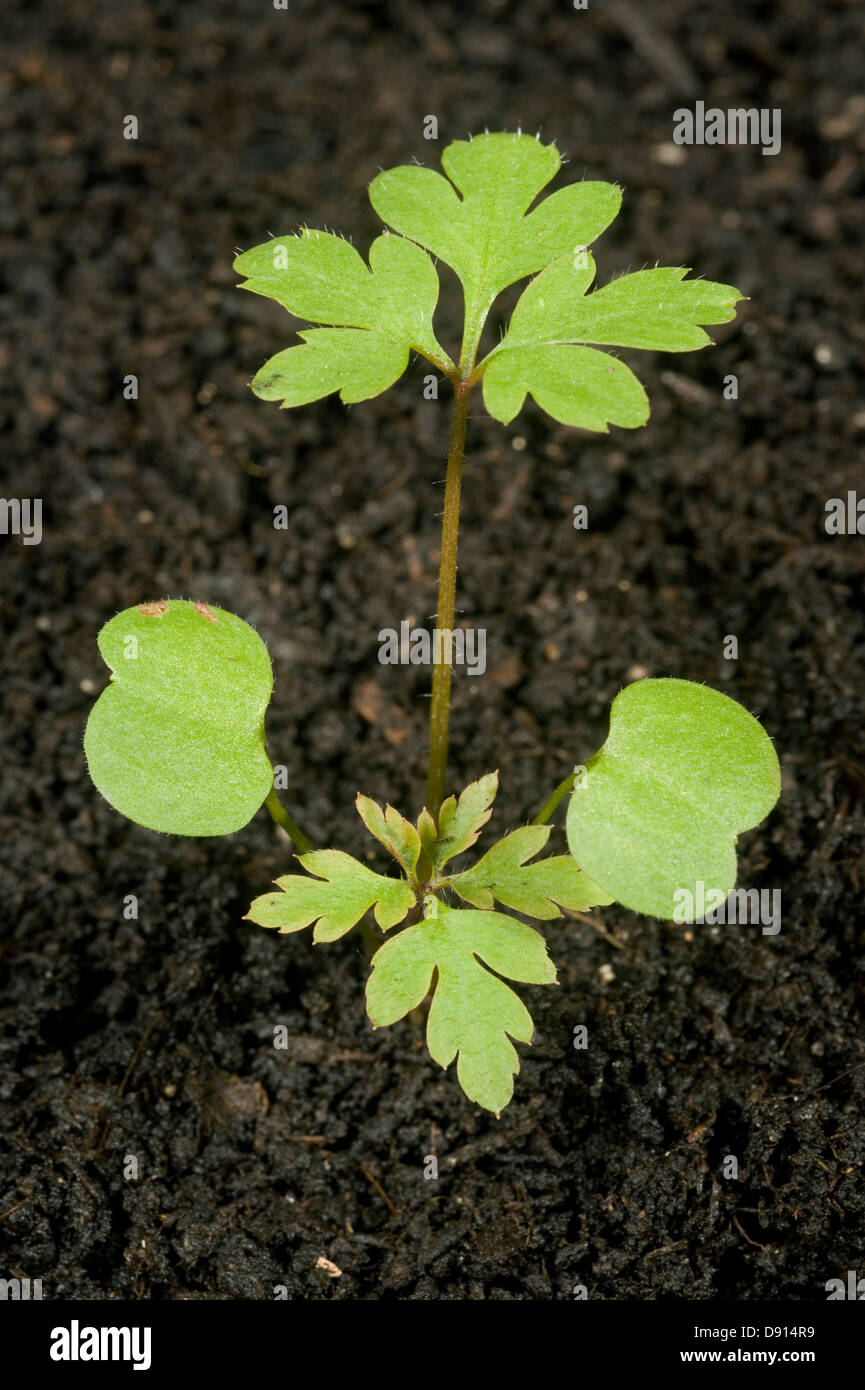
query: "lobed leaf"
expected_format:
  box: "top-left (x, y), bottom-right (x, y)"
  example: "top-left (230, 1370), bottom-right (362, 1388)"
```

top-left (482, 343), bottom-right (649, 430)
top-left (448, 825), bottom-right (613, 918)
top-left (497, 255), bottom-right (744, 353)
top-left (235, 229), bottom-right (451, 407)
top-left (565, 678), bottom-right (781, 921)
top-left (84, 600), bottom-right (273, 837)
top-left (355, 793), bottom-right (422, 878)
top-left (426, 771), bottom-right (499, 870)
top-left (481, 254), bottom-right (743, 431)
top-left (366, 898), bottom-right (556, 1113)
top-left (246, 849), bottom-right (415, 943)
top-left (250, 328), bottom-right (409, 408)
top-left (369, 133), bottom-right (621, 318)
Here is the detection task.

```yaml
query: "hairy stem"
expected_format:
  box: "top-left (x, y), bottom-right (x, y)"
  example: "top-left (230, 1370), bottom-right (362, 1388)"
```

top-left (425, 378), bottom-right (471, 820)
top-left (265, 787), bottom-right (314, 854)
top-left (532, 771), bottom-right (577, 826)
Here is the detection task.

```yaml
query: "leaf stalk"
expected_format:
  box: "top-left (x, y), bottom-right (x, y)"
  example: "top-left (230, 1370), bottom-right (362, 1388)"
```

top-left (425, 376), bottom-right (471, 819)
top-left (265, 787), bottom-right (314, 853)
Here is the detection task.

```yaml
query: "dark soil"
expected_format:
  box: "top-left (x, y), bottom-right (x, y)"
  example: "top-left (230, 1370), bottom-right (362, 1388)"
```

top-left (1, 0), bottom-right (863, 1300)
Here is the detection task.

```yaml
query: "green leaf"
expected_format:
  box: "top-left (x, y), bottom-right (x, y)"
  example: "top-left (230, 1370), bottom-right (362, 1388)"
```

top-left (84, 600), bottom-right (273, 837)
top-left (369, 133), bottom-right (621, 319)
top-left (366, 897), bottom-right (556, 1113)
top-left (417, 807), bottom-right (438, 859)
top-left (495, 255), bottom-right (744, 353)
top-left (356, 793), bottom-right (421, 878)
top-left (426, 771), bottom-right (499, 870)
top-left (448, 825), bottom-right (613, 918)
top-left (482, 343), bottom-right (649, 430)
top-left (234, 229), bottom-right (451, 404)
top-left (246, 849), bottom-right (415, 943)
top-left (481, 254), bottom-right (743, 431)
top-left (565, 678), bottom-right (781, 921)
top-left (250, 328), bottom-right (410, 408)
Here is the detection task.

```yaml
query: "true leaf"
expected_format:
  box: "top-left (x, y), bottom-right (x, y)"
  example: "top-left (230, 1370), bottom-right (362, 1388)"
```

top-left (84, 600), bottom-right (274, 837)
top-left (416, 807), bottom-right (439, 859)
top-left (250, 328), bottom-right (410, 408)
top-left (356, 793), bottom-right (421, 878)
top-left (366, 897), bottom-right (556, 1113)
top-left (369, 133), bottom-right (621, 320)
top-left (246, 849), bottom-right (415, 943)
top-left (448, 825), bottom-right (613, 918)
top-left (235, 229), bottom-right (446, 355)
top-left (234, 229), bottom-right (451, 407)
top-left (426, 771), bottom-right (499, 869)
top-left (482, 343), bottom-right (649, 430)
top-left (565, 678), bottom-right (781, 921)
top-left (481, 255), bottom-right (742, 430)
top-left (494, 255), bottom-right (744, 353)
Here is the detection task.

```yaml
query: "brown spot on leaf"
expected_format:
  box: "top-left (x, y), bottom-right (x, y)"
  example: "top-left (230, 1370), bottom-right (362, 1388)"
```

top-left (194, 602), bottom-right (218, 623)
top-left (138, 600), bottom-right (169, 618)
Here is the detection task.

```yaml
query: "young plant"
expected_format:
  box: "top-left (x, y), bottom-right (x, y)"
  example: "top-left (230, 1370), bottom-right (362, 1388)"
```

top-left (84, 134), bottom-right (781, 1114)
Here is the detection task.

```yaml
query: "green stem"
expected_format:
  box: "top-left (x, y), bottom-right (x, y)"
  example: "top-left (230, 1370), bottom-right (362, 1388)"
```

top-left (532, 771), bottom-right (577, 826)
top-left (265, 787), bottom-right (314, 854)
top-left (422, 347), bottom-right (459, 382)
top-left (425, 378), bottom-right (471, 820)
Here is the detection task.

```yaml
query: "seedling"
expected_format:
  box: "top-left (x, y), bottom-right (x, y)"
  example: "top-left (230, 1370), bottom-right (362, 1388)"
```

top-left (85, 134), bottom-right (780, 1114)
